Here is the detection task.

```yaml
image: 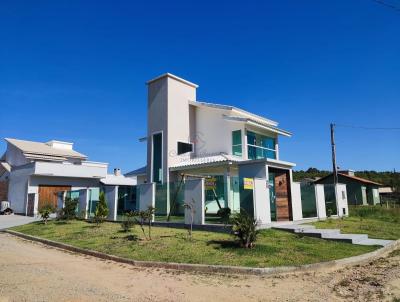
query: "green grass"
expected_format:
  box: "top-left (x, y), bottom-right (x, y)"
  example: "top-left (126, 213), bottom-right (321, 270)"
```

top-left (11, 220), bottom-right (377, 267)
top-left (312, 206), bottom-right (400, 240)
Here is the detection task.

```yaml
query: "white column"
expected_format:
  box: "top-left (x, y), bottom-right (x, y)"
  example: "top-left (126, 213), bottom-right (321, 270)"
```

top-left (335, 184), bottom-right (348, 217)
top-left (184, 178), bottom-right (205, 225)
top-left (105, 186), bottom-right (118, 221)
top-left (315, 184), bottom-right (326, 219)
top-left (291, 182), bottom-right (303, 221)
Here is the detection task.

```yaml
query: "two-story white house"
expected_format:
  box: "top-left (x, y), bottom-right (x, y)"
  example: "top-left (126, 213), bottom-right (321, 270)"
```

top-left (129, 73), bottom-right (297, 222)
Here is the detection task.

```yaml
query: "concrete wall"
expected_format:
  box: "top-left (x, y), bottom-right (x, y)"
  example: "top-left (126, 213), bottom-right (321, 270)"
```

top-left (34, 161), bottom-right (107, 179)
top-left (184, 178), bottom-right (205, 225)
top-left (336, 184), bottom-right (349, 217)
top-left (8, 166), bottom-right (30, 214)
top-left (315, 184), bottom-right (326, 219)
top-left (5, 144), bottom-right (29, 167)
top-left (291, 182), bottom-right (302, 221)
top-left (138, 183), bottom-right (155, 213)
top-left (253, 178), bottom-right (270, 226)
top-left (104, 186), bottom-right (118, 221)
top-left (146, 75), bottom-right (196, 184)
top-left (195, 107), bottom-right (245, 156)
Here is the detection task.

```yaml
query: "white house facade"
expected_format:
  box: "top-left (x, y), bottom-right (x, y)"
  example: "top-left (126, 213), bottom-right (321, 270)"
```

top-left (0, 138), bottom-right (136, 217)
top-left (127, 73), bottom-right (348, 225)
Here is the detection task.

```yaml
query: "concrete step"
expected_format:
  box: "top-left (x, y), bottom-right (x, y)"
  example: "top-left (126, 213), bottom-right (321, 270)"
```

top-left (321, 233), bottom-right (369, 244)
top-left (295, 228), bottom-right (341, 238)
top-left (355, 238), bottom-right (394, 247)
top-left (273, 224), bottom-right (316, 233)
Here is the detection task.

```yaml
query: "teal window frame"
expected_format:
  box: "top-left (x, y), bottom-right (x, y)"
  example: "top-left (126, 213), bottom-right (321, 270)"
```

top-left (232, 130), bottom-right (242, 156)
top-left (247, 130), bottom-right (276, 160)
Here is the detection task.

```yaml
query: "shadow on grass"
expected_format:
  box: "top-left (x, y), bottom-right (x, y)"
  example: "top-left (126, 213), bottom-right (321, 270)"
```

top-left (207, 239), bottom-right (239, 249)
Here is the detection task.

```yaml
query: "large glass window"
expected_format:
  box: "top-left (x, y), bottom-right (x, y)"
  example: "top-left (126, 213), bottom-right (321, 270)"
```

top-left (232, 130), bottom-right (242, 156)
top-left (247, 131), bottom-right (276, 160)
top-left (152, 133), bottom-right (163, 183)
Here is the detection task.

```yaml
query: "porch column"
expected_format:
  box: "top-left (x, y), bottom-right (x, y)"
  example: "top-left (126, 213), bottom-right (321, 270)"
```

top-left (224, 167), bottom-right (231, 210)
top-left (105, 185), bottom-right (118, 221)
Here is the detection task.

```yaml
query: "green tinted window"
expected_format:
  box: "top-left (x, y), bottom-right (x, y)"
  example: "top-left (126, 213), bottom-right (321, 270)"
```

top-left (247, 131), bottom-right (276, 160)
top-left (232, 130), bottom-right (242, 156)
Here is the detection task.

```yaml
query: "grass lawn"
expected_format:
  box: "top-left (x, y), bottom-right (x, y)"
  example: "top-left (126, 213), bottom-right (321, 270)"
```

top-left (312, 206), bottom-right (400, 240)
top-left (11, 220), bottom-right (377, 268)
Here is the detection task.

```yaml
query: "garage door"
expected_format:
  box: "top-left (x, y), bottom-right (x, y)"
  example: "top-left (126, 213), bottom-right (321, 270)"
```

top-left (38, 185), bottom-right (71, 210)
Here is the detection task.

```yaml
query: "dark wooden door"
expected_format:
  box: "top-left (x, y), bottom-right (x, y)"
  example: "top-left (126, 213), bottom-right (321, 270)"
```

top-left (274, 171), bottom-right (292, 221)
top-left (27, 193), bottom-right (35, 216)
top-left (38, 185), bottom-right (70, 210)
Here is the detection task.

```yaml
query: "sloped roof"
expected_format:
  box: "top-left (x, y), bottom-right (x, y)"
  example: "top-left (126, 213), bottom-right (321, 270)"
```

top-left (125, 166), bottom-right (147, 176)
top-left (190, 100), bottom-right (279, 127)
top-left (316, 172), bottom-right (383, 186)
top-left (170, 153), bottom-right (244, 170)
top-left (5, 138), bottom-right (87, 160)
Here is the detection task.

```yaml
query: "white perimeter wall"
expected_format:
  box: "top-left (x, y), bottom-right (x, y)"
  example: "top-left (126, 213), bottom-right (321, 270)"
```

top-left (291, 182), bottom-right (303, 221)
top-left (315, 184), bottom-right (326, 219)
top-left (184, 178), bottom-right (205, 225)
top-left (8, 166), bottom-right (31, 214)
top-left (336, 183), bottom-right (349, 217)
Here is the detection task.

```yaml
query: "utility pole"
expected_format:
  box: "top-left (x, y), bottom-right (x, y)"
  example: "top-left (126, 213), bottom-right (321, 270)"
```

top-left (330, 123), bottom-right (338, 185)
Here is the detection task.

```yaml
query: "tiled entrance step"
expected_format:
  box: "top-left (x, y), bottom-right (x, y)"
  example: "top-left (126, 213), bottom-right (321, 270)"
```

top-left (273, 224), bottom-right (393, 247)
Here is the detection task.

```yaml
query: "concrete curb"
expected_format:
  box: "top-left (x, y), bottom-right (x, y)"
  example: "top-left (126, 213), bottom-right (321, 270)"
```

top-left (3, 229), bottom-right (399, 276)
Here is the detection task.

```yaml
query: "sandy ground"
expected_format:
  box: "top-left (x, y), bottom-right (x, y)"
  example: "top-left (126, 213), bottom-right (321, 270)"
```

top-left (0, 233), bottom-right (399, 302)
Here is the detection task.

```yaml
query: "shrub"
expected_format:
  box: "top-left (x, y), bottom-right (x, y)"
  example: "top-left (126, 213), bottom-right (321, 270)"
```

top-left (58, 197), bottom-right (78, 220)
top-left (120, 211), bottom-right (136, 232)
top-left (135, 206), bottom-right (155, 240)
top-left (230, 209), bottom-right (259, 248)
top-left (39, 204), bottom-right (55, 224)
top-left (94, 192), bottom-right (109, 225)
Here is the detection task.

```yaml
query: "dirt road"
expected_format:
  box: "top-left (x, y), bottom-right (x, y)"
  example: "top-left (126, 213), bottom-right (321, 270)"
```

top-left (0, 233), bottom-right (399, 302)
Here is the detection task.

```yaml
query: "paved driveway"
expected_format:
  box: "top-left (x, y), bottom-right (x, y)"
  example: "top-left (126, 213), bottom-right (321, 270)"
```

top-left (0, 214), bottom-right (38, 230)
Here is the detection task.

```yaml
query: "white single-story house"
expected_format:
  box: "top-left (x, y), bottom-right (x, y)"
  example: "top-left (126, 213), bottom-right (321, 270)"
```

top-left (0, 138), bottom-right (136, 218)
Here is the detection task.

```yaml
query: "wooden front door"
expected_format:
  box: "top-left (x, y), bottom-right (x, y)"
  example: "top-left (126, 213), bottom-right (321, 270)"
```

top-left (38, 185), bottom-right (70, 210)
top-left (273, 170), bottom-right (292, 221)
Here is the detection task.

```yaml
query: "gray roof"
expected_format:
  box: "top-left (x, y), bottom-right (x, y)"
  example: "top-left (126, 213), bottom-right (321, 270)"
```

top-left (5, 138), bottom-right (87, 160)
top-left (125, 166), bottom-right (147, 176)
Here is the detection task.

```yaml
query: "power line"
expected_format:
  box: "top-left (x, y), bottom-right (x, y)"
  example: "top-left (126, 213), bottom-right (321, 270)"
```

top-left (372, 0), bottom-right (400, 12)
top-left (335, 123), bottom-right (400, 130)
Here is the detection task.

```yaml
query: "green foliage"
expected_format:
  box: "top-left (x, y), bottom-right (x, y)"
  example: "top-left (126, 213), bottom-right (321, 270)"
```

top-left (38, 204), bottom-right (55, 224)
top-left (120, 211), bottom-right (136, 232)
top-left (58, 197), bottom-right (78, 220)
top-left (327, 208), bottom-right (333, 218)
top-left (94, 192), bottom-right (109, 225)
top-left (230, 209), bottom-right (259, 248)
top-left (134, 206), bottom-right (155, 240)
top-left (350, 205), bottom-right (399, 223)
top-left (217, 207), bottom-right (231, 225)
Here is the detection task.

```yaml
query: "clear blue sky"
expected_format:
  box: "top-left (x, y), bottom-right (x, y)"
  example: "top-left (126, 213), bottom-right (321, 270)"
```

top-left (1, 0), bottom-right (399, 173)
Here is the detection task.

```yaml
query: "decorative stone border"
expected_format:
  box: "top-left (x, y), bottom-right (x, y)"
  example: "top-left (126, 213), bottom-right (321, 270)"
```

top-left (3, 229), bottom-right (399, 276)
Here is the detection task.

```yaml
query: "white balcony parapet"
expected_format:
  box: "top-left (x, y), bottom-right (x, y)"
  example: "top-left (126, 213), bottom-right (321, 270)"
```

top-left (33, 161), bottom-right (108, 179)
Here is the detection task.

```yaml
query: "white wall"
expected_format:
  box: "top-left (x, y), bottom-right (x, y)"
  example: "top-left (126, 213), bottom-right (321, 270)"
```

top-left (138, 183), bottom-right (155, 214)
top-left (34, 161), bottom-right (107, 179)
top-left (336, 184), bottom-right (349, 217)
top-left (291, 182), bottom-right (303, 221)
top-left (5, 144), bottom-right (29, 167)
top-left (253, 178), bottom-right (270, 226)
top-left (184, 178), bottom-right (205, 225)
top-left (315, 184), bottom-right (326, 219)
top-left (104, 186), bottom-right (118, 221)
top-left (8, 166), bottom-right (31, 214)
top-left (195, 107), bottom-right (245, 156)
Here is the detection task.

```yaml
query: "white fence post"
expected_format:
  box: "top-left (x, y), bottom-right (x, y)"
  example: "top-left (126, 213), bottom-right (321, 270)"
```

top-left (335, 184), bottom-right (349, 217)
top-left (291, 182), bottom-right (303, 221)
top-left (315, 184), bottom-right (326, 219)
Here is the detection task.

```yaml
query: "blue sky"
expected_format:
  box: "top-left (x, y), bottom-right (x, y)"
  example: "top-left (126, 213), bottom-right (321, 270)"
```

top-left (1, 0), bottom-right (399, 172)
